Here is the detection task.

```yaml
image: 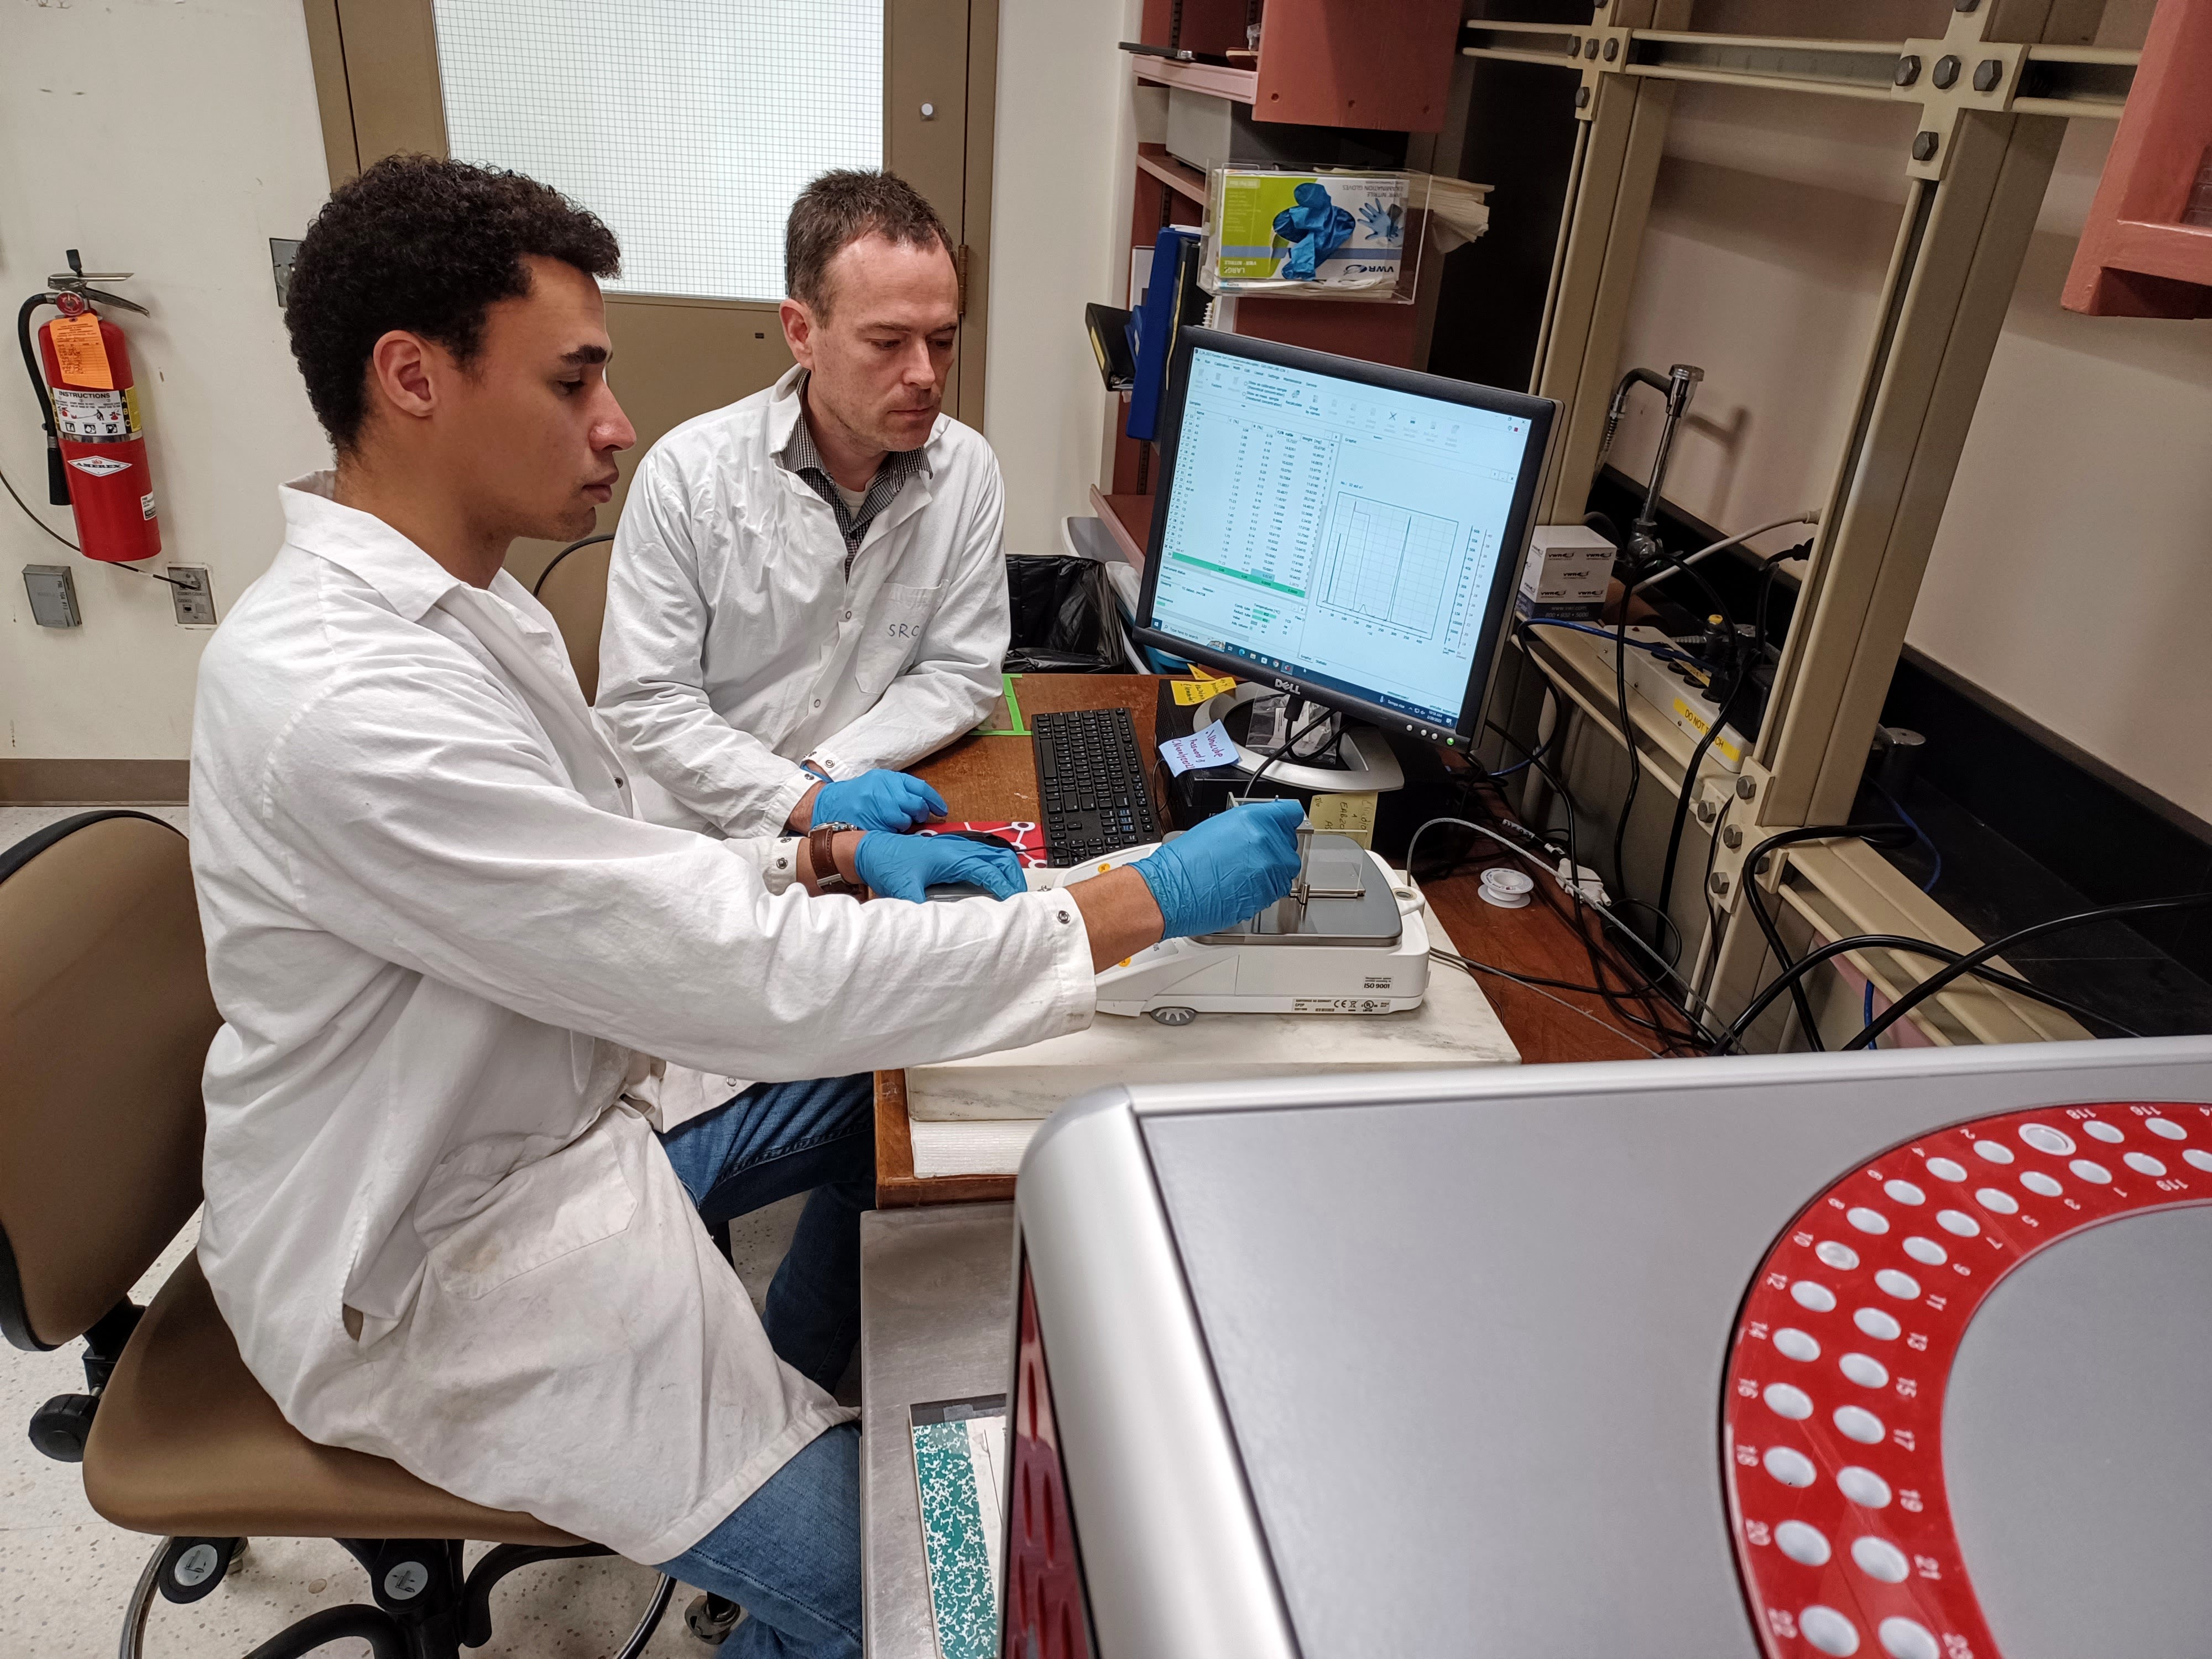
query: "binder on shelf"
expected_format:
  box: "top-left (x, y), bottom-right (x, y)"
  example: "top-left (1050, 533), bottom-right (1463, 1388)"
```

top-left (1125, 224), bottom-right (1207, 441)
top-left (1083, 303), bottom-right (1135, 392)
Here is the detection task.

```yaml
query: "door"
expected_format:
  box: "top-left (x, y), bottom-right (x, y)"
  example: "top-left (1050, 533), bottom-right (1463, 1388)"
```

top-left (301, 0), bottom-right (997, 587)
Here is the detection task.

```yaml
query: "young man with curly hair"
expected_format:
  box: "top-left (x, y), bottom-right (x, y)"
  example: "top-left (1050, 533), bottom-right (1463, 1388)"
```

top-left (595, 170), bottom-right (1010, 842)
top-left (187, 153), bottom-right (1298, 1657)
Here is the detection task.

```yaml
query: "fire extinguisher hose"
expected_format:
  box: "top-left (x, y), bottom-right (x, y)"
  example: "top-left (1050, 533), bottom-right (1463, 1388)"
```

top-left (18, 291), bottom-right (70, 507)
top-left (6, 290), bottom-right (83, 549)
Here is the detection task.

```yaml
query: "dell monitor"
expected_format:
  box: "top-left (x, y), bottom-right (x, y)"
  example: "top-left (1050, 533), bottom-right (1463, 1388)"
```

top-left (1133, 327), bottom-right (1554, 757)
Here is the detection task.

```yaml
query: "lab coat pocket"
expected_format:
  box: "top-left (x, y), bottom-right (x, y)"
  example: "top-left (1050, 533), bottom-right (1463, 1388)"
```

top-left (853, 582), bottom-right (944, 696)
top-left (425, 1123), bottom-right (638, 1301)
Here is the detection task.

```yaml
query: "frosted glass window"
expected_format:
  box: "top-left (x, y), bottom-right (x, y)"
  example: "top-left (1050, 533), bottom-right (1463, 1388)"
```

top-left (432, 0), bottom-right (883, 303)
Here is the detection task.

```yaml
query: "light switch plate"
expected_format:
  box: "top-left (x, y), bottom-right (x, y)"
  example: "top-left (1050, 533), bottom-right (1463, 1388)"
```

top-left (167, 565), bottom-right (216, 626)
top-left (23, 564), bottom-right (81, 628)
top-left (270, 237), bottom-right (302, 309)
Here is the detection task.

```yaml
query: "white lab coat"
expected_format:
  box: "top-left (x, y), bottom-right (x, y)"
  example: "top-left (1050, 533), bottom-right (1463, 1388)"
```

top-left (597, 365), bottom-right (1009, 837)
top-left (189, 476), bottom-right (1094, 1561)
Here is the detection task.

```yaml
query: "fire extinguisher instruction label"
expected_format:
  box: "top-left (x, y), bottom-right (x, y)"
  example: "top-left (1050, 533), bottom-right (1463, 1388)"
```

top-left (54, 387), bottom-right (139, 441)
top-left (48, 313), bottom-right (114, 389)
top-left (67, 454), bottom-right (133, 478)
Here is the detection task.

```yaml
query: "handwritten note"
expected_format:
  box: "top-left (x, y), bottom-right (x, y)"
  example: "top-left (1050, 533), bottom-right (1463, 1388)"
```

top-left (1170, 674), bottom-right (1237, 706)
top-left (1159, 718), bottom-right (1240, 776)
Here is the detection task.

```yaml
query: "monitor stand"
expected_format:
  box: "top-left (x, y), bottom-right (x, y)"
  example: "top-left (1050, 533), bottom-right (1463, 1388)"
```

top-left (1193, 683), bottom-right (1405, 795)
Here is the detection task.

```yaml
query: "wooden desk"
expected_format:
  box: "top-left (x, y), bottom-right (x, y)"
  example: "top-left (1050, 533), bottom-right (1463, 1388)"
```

top-left (878, 674), bottom-right (1676, 1206)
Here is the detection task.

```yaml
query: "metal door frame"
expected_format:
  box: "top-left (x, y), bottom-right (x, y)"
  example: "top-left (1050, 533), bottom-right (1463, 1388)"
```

top-left (298, 0), bottom-right (998, 430)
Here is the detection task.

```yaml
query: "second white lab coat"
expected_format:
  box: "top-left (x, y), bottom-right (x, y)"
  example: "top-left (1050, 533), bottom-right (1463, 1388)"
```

top-left (596, 366), bottom-right (1010, 837)
top-left (189, 476), bottom-right (1094, 1562)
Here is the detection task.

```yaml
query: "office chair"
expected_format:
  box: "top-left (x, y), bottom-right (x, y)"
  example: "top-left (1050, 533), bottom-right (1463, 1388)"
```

top-left (0, 811), bottom-right (673, 1657)
top-left (534, 532), bottom-right (615, 703)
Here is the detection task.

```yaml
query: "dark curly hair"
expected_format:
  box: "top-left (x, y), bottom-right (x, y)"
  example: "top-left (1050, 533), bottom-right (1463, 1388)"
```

top-left (285, 154), bottom-right (621, 452)
top-left (786, 169), bottom-right (954, 320)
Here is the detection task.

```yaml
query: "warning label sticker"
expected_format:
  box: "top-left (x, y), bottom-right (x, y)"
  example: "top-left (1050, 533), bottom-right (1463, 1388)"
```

top-left (140, 491), bottom-right (158, 520)
top-left (48, 313), bottom-right (113, 389)
top-left (67, 454), bottom-right (132, 478)
top-left (54, 387), bottom-right (137, 441)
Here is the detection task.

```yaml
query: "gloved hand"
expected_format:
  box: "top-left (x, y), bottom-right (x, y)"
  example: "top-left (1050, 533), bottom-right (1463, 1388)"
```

top-left (854, 831), bottom-right (1025, 902)
top-left (1131, 799), bottom-right (1305, 938)
top-left (808, 769), bottom-right (947, 833)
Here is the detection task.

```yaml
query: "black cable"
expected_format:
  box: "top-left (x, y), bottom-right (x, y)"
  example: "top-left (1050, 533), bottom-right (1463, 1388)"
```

top-left (1, 457), bottom-right (77, 550)
top-left (1735, 823), bottom-right (1917, 1049)
top-left (1576, 513), bottom-right (1645, 915)
top-left (1653, 658), bottom-right (1747, 929)
top-left (1442, 793), bottom-right (1715, 1053)
top-left (1239, 702), bottom-right (1337, 800)
top-left (1653, 542), bottom-right (1809, 931)
top-left (1460, 719), bottom-right (1719, 1050)
top-left (1719, 923), bottom-right (2173, 1054)
top-left (1431, 948), bottom-right (1665, 1058)
top-left (1842, 892), bottom-right (2212, 1050)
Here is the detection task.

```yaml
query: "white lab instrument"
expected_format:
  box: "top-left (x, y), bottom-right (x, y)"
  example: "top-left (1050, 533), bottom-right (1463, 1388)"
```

top-left (1032, 832), bottom-right (1430, 1021)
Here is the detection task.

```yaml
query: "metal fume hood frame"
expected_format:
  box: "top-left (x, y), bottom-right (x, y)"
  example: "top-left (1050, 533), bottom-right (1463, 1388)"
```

top-left (1462, 0), bottom-right (2140, 1047)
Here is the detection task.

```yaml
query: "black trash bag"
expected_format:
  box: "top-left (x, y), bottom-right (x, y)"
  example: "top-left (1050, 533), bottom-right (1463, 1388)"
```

top-left (1003, 554), bottom-right (1120, 674)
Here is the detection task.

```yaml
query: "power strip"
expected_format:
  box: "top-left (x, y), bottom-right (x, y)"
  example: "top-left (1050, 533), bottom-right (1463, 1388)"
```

top-left (1589, 627), bottom-right (1749, 772)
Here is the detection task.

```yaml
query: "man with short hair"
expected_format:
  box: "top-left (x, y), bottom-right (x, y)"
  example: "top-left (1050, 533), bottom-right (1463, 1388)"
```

top-left (597, 169), bottom-right (1008, 839)
top-left (190, 154), bottom-right (1299, 1658)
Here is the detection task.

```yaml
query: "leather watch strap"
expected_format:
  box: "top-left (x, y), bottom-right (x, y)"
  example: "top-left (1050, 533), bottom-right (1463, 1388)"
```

top-left (807, 822), bottom-right (867, 899)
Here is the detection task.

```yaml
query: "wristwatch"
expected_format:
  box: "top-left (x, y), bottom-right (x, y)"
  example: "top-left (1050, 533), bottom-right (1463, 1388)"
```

top-left (807, 822), bottom-right (868, 899)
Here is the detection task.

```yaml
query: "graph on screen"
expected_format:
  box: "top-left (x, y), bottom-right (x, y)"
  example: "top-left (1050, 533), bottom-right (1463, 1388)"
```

top-left (1316, 494), bottom-right (1460, 640)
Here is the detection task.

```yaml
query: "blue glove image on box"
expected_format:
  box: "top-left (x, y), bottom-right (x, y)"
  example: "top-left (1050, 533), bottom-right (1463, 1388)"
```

top-left (1272, 181), bottom-right (1355, 280)
top-left (854, 832), bottom-right (1025, 902)
top-left (812, 769), bottom-right (948, 833)
top-left (1132, 799), bottom-right (1304, 938)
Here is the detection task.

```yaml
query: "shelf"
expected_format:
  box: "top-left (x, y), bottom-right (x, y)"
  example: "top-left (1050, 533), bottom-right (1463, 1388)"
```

top-left (1135, 143), bottom-right (1208, 205)
top-left (2063, 0), bottom-right (2212, 316)
top-left (1131, 55), bottom-right (1258, 103)
top-left (1088, 487), bottom-right (1153, 570)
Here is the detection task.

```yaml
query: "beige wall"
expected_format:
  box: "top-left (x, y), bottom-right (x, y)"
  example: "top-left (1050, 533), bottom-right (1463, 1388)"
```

top-left (1, 1), bottom-right (335, 763)
top-left (980, 0), bottom-right (1144, 556)
top-left (1604, 0), bottom-right (2212, 822)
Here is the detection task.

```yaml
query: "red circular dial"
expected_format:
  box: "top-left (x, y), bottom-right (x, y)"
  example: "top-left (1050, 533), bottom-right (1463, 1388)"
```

top-left (1724, 1101), bottom-right (2212, 1659)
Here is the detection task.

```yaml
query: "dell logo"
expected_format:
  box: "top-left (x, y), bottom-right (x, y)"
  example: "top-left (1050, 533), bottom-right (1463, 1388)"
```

top-left (1271, 676), bottom-right (1297, 692)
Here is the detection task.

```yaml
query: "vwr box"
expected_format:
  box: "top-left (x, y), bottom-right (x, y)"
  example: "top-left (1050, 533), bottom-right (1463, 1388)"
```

top-left (1514, 524), bottom-right (1614, 622)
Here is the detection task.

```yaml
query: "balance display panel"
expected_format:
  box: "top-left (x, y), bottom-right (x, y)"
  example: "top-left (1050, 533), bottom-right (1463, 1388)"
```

top-left (1136, 329), bottom-right (1554, 744)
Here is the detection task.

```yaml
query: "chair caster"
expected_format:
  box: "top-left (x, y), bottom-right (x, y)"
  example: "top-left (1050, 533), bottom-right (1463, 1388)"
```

top-left (29, 1393), bottom-right (97, 1462)
top-left (1146, 1005), bottom-right (1198, 1026)
top-left (685, 1592), bottom-right (744, 1644)
top-left (157, 1536), bottom-right (245, 1604)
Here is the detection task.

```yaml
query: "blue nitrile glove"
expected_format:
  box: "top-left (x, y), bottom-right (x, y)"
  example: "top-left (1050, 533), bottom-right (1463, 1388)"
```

top-left (1131, 799), bottom-right (1305, 938)
top-left (1272, 181), bottom-right (1355, 280)
top-left (854, 831), bottom-right (1025, 902)
top-left (809, 769), bottom-right (947, 833)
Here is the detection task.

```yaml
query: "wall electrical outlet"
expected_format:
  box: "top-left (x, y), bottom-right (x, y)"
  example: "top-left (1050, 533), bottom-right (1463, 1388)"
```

top-left (167, 565), bottom-right (216, 626)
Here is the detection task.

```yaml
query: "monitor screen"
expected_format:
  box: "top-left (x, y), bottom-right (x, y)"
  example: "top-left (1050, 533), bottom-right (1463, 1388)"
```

top-left (1135, 329), bottom-right (1554, 745)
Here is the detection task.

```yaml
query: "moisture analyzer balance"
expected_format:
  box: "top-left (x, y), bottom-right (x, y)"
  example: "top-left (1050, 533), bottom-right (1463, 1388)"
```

top-left (1031, 829), bottom-right (1431, 1022)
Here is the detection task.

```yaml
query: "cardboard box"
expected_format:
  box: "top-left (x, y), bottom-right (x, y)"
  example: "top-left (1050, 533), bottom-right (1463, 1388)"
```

top-left (1514, 524), bottom-right (1615, 623)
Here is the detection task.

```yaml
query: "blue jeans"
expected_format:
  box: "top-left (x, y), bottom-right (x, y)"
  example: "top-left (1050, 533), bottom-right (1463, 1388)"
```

top-left (653, 1074), bottom-right (874, 1659)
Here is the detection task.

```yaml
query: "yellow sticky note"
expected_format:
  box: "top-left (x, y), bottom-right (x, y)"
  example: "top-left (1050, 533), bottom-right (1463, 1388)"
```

top-left (1171, 674), bottom-right (1236, 706)
top-left (48, 313), bottom-right (112, 390)
top-left (1308, 790), bottom-right (1379, 848)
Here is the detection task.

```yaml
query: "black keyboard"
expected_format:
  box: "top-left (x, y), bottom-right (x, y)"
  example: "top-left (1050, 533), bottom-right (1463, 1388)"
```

top-left (1032, 707), bottom-right (1162, 866)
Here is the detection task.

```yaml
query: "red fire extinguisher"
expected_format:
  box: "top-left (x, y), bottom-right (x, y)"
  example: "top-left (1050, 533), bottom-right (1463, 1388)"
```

top-left (20, 251), bottom-right (160, 564)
